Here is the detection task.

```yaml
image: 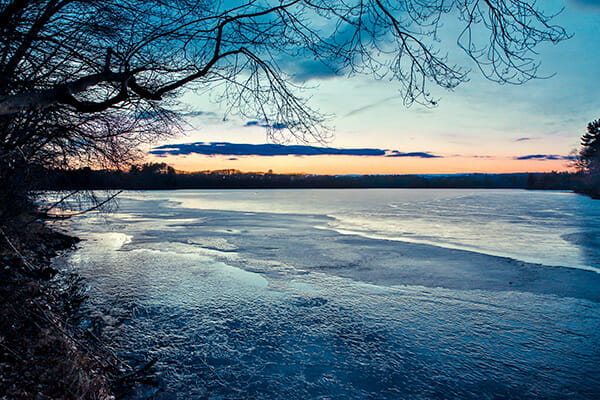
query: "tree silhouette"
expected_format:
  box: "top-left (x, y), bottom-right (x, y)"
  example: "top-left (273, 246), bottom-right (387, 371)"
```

top-left (573, 119), bottom-right (600, 198)
top-left (0, 0), bottom-right (571, 216)
top-left (578, 119), bottom-right (600, 173)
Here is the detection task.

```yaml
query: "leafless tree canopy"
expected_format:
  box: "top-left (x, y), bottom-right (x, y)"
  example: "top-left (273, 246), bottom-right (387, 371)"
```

top-left (0, 0), bottom-right (568, 174)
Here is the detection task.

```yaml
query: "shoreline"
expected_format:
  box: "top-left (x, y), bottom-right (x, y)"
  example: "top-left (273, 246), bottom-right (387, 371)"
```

top-left (0, 221), bottom-right (116, 399)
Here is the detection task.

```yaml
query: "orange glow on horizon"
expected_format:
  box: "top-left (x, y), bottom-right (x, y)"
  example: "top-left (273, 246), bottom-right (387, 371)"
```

top-left (149, 154), bottom-right (573, 175)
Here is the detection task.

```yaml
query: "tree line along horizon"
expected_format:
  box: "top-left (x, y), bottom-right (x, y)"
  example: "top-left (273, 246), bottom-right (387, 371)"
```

top-left (37, 115), bottom-right (600, 195)
top-left (36, 117), bottom-right (600, 194)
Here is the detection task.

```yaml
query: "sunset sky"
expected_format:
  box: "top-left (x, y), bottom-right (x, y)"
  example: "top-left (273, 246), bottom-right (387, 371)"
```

top-left (148, 0), bottom-right (600, 175)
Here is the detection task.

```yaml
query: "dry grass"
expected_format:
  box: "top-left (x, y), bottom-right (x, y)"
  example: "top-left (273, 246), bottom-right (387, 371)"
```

top-left (0, 220), bottom-right (114, 400)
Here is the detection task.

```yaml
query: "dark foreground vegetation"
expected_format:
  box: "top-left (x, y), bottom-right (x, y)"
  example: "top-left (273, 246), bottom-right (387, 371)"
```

top-left (0, 217), bottom-right (165, 399)
top-left (36, 164), bottom-right (595, 193)
top-left (0, 220), bottom-right (115, 399)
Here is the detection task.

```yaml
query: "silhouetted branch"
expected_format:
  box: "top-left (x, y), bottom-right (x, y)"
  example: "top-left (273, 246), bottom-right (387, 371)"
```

top-left (45, 190), bottom-right (122, 219)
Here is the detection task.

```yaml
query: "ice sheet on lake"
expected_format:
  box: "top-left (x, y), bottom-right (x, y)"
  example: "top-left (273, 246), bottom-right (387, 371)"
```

top-left (55, 189), bottom-right (600, 399)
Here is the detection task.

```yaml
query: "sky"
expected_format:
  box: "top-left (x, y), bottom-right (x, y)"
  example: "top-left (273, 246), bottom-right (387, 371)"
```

top-left (148, 0), bottom-right (600, 175)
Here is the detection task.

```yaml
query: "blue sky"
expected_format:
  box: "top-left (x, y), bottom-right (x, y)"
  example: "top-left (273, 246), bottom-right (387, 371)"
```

top-left (150, 0), bottom-right (600, 174)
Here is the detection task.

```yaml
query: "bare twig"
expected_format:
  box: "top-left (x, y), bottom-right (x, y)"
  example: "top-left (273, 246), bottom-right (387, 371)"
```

top-left (41, 190), bottom-right (81, 213)
top-left (0, 227), bottom-right (36, 272)
top-left (114, 357), bottom-right (158, 383)
top-left (0, 341), bottom-right (24, 362)
top-left (47, 191), bottom-right (122, 220)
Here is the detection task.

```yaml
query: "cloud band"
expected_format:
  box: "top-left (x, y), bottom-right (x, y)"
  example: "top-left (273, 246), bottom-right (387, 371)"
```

top-left (150, 142), bottom-right (441, 158)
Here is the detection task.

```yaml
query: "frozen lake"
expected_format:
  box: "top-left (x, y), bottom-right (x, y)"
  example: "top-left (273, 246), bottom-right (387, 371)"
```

top-left (57, 189), bottom-right (600, 399)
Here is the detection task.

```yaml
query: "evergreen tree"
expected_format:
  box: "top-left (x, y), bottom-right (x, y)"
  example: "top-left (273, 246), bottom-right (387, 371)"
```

top-left (578, 119), bottom-right (600, 173)
top-left (575, 119), bottom-right (600, 198)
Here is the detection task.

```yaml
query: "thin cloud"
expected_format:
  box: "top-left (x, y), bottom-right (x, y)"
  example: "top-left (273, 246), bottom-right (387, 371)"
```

top-left (244, 121), bottom-right (287, 130)
top-left (180, 110), bottom-right (217, 117)
top-left (385, 150), bottom-right (441, 158)
top-left (463, 155), bottom-right (495, 159)
top-left (515, 154), bottom-right (575, 161)
top-left (344, 95), bottom-right (402, 117)
top-left (277, 56), bottom-right (341, 82)
top-left (570, 0), bottom-right (600, 8)
top-left (150, 142), bottom-right (442, 158)
top-left (139, 110), bottom-right (216, 119)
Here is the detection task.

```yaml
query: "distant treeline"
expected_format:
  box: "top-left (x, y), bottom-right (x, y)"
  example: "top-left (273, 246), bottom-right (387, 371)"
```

top-left (33, 163), bottom-right (596, 193)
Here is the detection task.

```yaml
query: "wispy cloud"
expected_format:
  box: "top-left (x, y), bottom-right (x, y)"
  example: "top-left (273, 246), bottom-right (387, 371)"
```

top-left (150, 142), bottom-right (442, 158)
top-left (244, 121), bottom-right (287, 130)
top-left (180, 110), bottom-right (217, 118)
top-left (514, 154), bottom-right (575, 161)
top-left (571, 0), bottom-right (600, 9)
top-left (139, 110), bottom-right (217, 119)
top-left (344, 95), bottom-right (402, 117)
top-left (514, 137), bottom-right (538, 142)
top-left (385, 150), bottom-right (441, 158)
top-left (277, 56), bottom-right (341, 82)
